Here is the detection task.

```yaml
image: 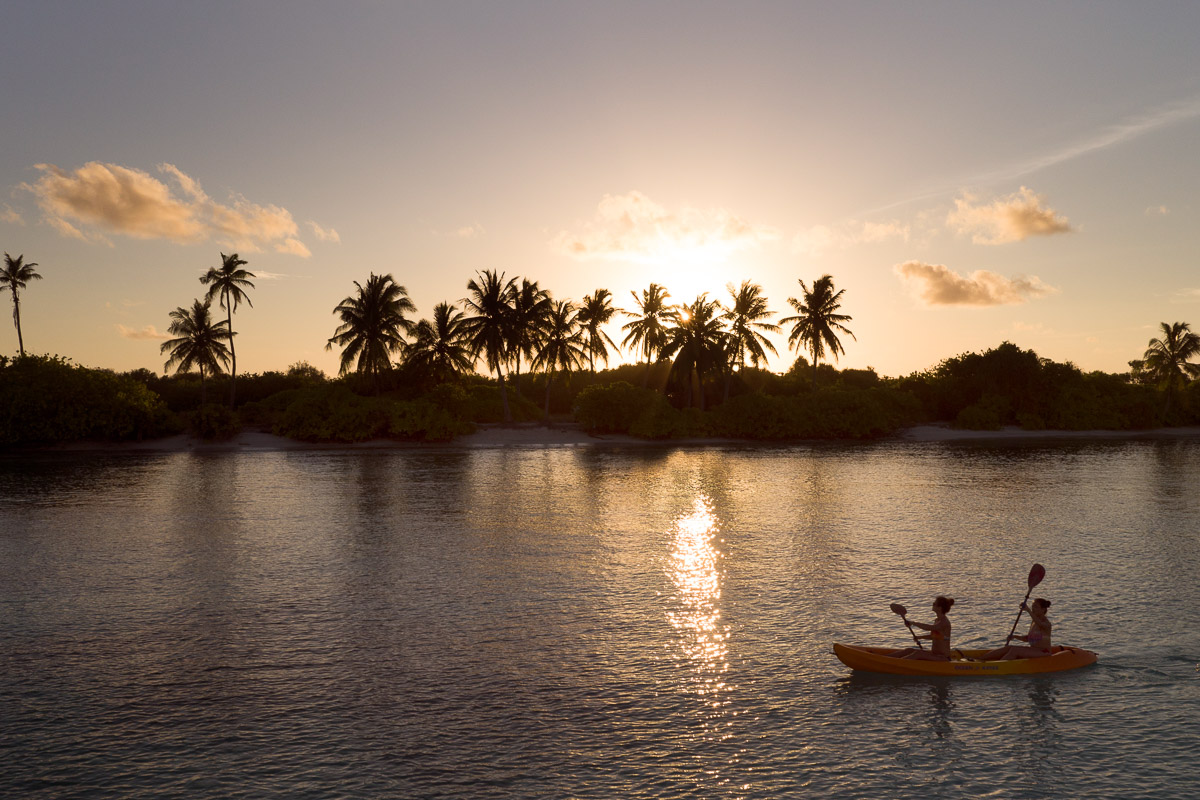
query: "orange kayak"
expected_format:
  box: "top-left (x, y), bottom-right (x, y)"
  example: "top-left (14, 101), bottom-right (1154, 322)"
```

top-left (833, 643), bottom-right (1098, 676)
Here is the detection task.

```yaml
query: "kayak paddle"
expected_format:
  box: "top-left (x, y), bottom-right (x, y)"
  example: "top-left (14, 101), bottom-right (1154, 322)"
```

top-left (1003, 563), bottom-right (1046, 644)
top-left (891, 602), bottom-right (924, 650)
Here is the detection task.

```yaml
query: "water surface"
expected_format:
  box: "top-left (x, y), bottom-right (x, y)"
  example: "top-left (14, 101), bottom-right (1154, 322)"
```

top-left (3, 439), bottom-right (1198, 798)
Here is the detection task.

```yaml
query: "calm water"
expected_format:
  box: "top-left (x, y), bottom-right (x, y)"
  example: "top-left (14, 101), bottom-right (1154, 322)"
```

top-left (2, 438), bottom-right (1199, 799)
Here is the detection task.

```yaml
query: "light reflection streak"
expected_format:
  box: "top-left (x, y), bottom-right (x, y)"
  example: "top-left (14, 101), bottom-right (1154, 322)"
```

top-left (666, 494), bottom-right (730, 714)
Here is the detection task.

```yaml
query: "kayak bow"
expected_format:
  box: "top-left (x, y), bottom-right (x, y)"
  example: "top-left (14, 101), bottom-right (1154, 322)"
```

top-left (833, 643), bottom-right (1098, 676)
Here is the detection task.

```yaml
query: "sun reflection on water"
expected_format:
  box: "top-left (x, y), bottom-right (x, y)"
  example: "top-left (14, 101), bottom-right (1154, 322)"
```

top-left (666, 494), bottom-right (730, 711)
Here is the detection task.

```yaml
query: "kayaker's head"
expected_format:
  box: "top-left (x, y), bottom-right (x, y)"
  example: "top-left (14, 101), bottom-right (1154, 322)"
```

top-left (933, 596), bottom-right (955, 614)
top-left (1032, 597), bottom-right (1050, 612)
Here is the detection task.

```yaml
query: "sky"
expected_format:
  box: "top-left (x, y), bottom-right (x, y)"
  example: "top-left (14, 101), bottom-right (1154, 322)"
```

top-left (2, 1), bottom-right (1199, 379)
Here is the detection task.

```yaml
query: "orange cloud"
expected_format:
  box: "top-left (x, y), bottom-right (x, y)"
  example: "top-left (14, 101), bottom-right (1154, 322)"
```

top-left (792, 219), bottom-right (910, 255)
top-left (116, 323), bottom-right (169, 341)
top-left (26, 162), bottom-right (311, 256)
top-left (894, 260), bottom-right (1057, 306)
top-left (947, 187), bottom-right (1072, 245)
top-left (1, 204), bottom-right (24, 225)
top-left (554, 191), bottom-right (778, 263)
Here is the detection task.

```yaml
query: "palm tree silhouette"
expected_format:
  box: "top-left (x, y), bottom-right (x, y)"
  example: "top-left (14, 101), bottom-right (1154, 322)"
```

top-left (160, 298), bottom-right (231, 405)
top-left (1142, 321), bottom-right (1200, 418)
top-left (621, 283), bottom-right (671, 387)
top-left (326, 273), bottom-right (416, 393)
top-left (508, 278), bottom-right (552, 395)
top-left (200, 252), bottom-right (255, 407)
top-left (661, 294), bottom-right (727, 410)
top-left (2, 253), bottom-right (42, 357)
top-left (408, 301), bottom-right (475, 382)
top-left (780, 274), bottom-right (854, 387)
top-left (577, 288), bottom-right (619, 373)
top-left (531, 299), bottom-right (587, 421)
top-left (463, 269), bottom-right (518, 422)
top-left (721, 280), bottom-right (779, 385)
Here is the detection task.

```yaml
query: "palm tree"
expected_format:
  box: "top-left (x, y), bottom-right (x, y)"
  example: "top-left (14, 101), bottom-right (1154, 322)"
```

top-left (780, 274), bottom-right (855, 387)
top-left (721, 280), bottom-right (779, 394)
top-left (508, 278), bottom-right (552, 395)
top-left (621, 283), bottom-right (671, 387)
top-left (325, 273), bottom-right (416, 392)
top-left (462, 269), bottom-right (518, 422)
top-left (531, 300), bottom-right (587, 421)
top-left (2, 253), bottom-right (42, 357)
top-left (199, 252), bottom-right (255, 407)
top-left (1142, 321), bottom-right (1200, 417)
top-left (160, 298), bottom-right (231, 404)
top-left (661, 294), bottom-right (727, 410)
top-left (408, 301), bottom-right (475, 382)
top-left (576, 288), bottom-right (619, 373)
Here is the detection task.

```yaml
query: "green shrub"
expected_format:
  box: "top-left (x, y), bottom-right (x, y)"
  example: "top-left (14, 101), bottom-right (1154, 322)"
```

top-left (187, 403), bottom-right (241, 440)
top-left (573, 381), bottom-right (661, 433)
top-left (0, 355), bottom-right (175, 446)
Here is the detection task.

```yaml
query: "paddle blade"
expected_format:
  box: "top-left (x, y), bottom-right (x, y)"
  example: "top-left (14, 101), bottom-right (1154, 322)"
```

top-left (890, 603), bottom-right (908, 616)
top-left (1028, 563), bottom-right (1046, 589)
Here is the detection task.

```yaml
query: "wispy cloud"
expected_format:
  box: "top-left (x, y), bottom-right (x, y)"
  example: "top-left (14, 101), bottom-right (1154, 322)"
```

top-left (1145, 205), bottom-right (1170, 216)
top-left (792, 219), bottom-right (910, 255)
top-left (947, 187), bottom-right (1072, 245)
top-left (307, 221), bottom-right (341, 243)
top-left (116, 323), bottom-right (169, 341)
top-left (454, 223), bottom-right (485, 239)
top-left (553, 191), bottom-right (778, 263)
top-left (996, 94), bottom-right (1200, 182)
top-left (1171, 288), bottom-right (1200, 303)
top-left (1, 204), bottom-right (24, 225)
top-left (895, 260), bottom-right (1058, 306)
top-left (24, 162), bottom-right (312, 256)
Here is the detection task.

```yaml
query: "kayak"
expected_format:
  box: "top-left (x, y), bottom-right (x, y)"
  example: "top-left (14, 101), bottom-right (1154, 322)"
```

top-left (833, 643), bottom-right (1098, 676)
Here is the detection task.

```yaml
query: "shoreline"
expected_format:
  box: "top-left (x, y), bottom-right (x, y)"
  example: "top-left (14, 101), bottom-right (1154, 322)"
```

top-left (18, 422), bottom-right (1200, 455)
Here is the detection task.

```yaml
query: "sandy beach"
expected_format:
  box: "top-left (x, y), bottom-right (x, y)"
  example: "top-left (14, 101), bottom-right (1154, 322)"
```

top-left (33, 422), bottom-right (1200, 454)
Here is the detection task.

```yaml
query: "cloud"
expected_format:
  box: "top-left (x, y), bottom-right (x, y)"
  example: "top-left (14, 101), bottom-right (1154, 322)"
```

top-left (1, 204), bottom-right (24, 225)
top-left (25, 162), bottom-right (311, 256)
top-left (947, 187), bottom-right (1072, 245)
top-left (894, 260), bottom-right (1058, 306)
top-left (792, 219), bottom-right (910, 255)
top-left (117, 324), bottom-right (169, 341)
top-left (307, 221), bottom-right (341, 242)
top-left (1171, 288), bottom-right (1200, 303)
top-left (455, 223), bottom-right (485, 239)
top-left (553, 191), bottom-right (778, 263)
top-left (1145, 205), bottom-right (1170, 216)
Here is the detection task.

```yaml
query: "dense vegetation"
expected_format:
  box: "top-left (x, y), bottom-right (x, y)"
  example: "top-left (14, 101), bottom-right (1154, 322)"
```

top-left (2, 340), bottom-right (1198, 449)
top-left (3, 249), bottom-right (1199, 448)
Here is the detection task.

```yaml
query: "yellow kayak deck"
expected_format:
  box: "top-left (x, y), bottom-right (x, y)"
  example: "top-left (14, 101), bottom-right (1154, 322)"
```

top-left (833, 643), bottom-right (1098, 676)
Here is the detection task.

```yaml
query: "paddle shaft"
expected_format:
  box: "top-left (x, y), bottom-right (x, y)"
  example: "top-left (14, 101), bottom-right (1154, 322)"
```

top-left (1005, 590), bottom-right (1034, 644)
top-left (1005, 564), bottom-right (1046, 644)
top-left (904, 618), bottom-right (926, 650)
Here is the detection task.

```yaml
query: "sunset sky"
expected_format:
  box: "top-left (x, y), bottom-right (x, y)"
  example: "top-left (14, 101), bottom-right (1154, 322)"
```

top-left (3, 2), bottom-right (1198, 379)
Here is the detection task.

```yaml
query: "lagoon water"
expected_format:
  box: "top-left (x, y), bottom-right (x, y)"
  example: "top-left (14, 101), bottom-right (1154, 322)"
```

top-left (2, 438), bottom-right (1199, 799)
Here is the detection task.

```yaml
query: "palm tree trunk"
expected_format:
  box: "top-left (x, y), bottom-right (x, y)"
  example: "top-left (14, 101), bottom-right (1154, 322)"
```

top-left (543, 370), bottom-right (554, 421)
top-left (200, 367), bottom-right (207, 405)
top-left (812, 350), bottom-right (819, 388)
top-left (497, 368), bottom-right (512, 423)
top-left (226, 303), bottom-right (237, 408)
top-left (642, 358), bottom-right (652, 388)
top-left (13, 294), bottom-right (24, 357)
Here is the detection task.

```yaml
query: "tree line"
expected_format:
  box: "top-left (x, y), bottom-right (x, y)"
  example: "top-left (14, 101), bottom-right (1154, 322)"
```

top-left (3, 250), bottom-right (1200, 446)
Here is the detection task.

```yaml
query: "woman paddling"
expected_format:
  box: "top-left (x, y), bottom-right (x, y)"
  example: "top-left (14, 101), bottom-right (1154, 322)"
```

top-left (889, 596), bottom-right (954, 661)
top-left (983, 598), bottom-right (1052, 660)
